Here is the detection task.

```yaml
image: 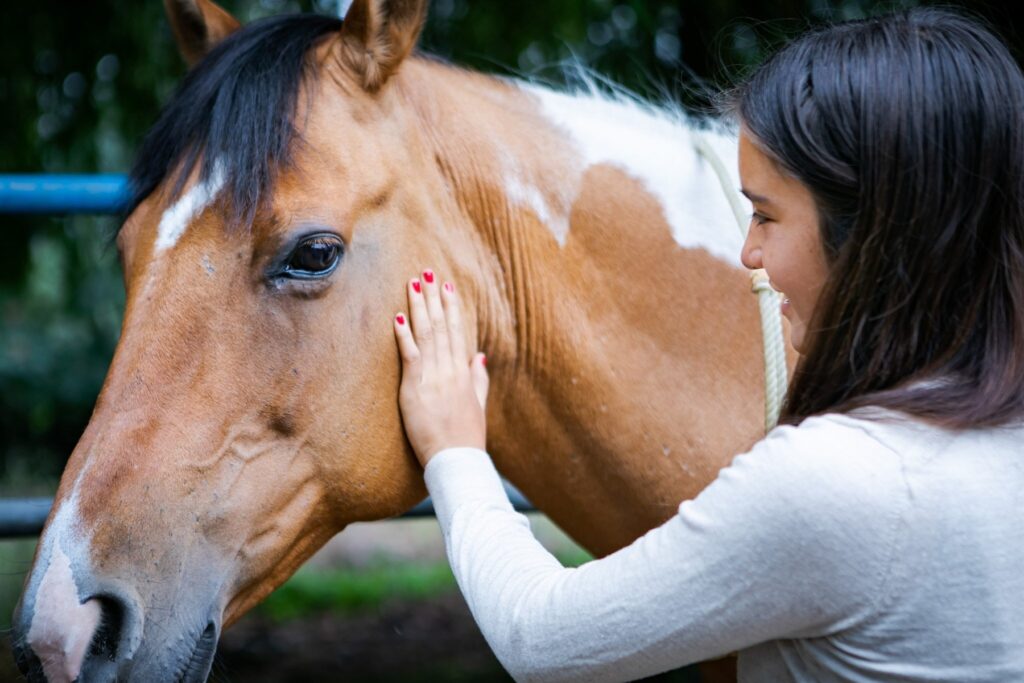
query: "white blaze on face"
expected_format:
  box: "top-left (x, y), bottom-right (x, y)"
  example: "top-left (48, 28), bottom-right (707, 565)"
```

top-left (155, 167), bottom-right (226, 253)
top-left (27, 501), bottom-right (101, 683)
top-left (520, 83), bottom-right (747, 266)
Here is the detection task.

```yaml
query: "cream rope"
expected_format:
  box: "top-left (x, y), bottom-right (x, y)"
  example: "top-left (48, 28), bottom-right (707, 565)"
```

top-left (693, 133), bottom-right (788, 432)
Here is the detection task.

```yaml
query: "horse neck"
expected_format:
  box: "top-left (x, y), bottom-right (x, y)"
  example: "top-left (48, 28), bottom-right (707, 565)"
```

top-left (401, 60), bottom-right (768, 555)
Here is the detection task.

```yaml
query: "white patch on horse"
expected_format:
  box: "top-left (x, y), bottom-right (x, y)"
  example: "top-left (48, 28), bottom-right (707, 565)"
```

top-left (26, 495), bottom-right (100, 683)
top-left (155, 167), bottom-right (225, 252)
top-left (502, 152), bottom-right (571, 246)
top-left (520, 83), bottom-right (747, 266)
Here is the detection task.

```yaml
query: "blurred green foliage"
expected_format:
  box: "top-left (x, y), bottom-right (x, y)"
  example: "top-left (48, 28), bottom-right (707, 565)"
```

top-left (260, 562), bottom-right (458, 621)
top-left (258, 546), bottom-right (591, 621)
top-left (0, 0), bottom-right (1019, 490)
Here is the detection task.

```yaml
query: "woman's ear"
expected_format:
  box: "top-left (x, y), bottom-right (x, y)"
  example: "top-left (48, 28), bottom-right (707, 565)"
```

top-left (164, 0), bottom-right (241, 67)
top-left (338, 0), bottom-right (428, 92)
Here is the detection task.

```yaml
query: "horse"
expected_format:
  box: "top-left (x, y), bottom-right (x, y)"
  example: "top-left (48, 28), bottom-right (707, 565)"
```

top-left (13, 0), bottom-right (784, 680)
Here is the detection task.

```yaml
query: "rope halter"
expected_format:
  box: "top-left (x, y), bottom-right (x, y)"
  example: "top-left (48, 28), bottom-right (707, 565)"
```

top-left (693, 132), bottom-right (789, 433)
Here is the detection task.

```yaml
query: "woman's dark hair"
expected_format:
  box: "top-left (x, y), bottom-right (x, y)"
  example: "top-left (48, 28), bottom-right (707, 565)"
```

top-left (730, 8), bottom-right (1024, 429)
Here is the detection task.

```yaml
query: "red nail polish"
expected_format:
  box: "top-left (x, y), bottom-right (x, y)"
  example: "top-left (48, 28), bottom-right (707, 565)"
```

top-left (444, 282), bottom-right (453, 293)
top-left (423, 270), bottom-right (435, 284)
top-left (396, 314), bottom-right (406, 325)
top-left (482, 354), bottom-right (487, 367)
top-left (412, 280), bottom-right (421, 293)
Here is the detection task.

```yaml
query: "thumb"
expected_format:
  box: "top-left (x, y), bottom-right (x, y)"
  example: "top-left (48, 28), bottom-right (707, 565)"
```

top-left (471, 353), bottom-right (489, 409)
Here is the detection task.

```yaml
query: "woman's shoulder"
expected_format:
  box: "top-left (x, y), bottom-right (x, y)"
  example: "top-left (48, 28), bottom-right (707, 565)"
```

top-left (703, 405), bottom-right (1024, 522)
top-left (683, 411), bottom-right (914, 597)
top-left (738, 408), bottom-right (1024, 510)
top-left (780, 407), bottom-right (1024, 464)
top-left (706, 412), bottom-right (911, 529)
top-left (753, 409), bottom-right (910, 474)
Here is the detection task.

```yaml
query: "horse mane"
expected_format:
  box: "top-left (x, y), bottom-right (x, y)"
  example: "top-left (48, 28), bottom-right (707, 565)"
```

top-left (127, 12), bottom-right (730, 231)
top-left (127, 13), bottom-right (342, 226)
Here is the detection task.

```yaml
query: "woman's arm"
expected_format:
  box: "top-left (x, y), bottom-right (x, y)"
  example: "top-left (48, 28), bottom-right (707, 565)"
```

top-left (425, 433), bottom-right (904, 681)
top-left (392, 271), bottom-right (904, 682)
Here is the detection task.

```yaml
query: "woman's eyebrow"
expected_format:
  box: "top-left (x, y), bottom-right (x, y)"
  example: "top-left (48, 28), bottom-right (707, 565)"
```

top-left (741, 188), bottom-right (773, 205)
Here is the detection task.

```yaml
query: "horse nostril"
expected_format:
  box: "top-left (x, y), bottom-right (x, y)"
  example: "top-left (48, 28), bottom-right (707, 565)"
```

top-left (14, 593), bottom-right (129, 683)
top-left (88, 595), bottom-right (127, 663)
top-left (12, 639), bottom-right (46, 683)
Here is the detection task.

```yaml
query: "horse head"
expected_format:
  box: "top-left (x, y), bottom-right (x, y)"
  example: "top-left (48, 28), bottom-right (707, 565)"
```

top-left (12, 1), bottom-right (473, 680)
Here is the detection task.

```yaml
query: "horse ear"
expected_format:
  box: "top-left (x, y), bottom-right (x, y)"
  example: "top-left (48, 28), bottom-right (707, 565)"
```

top-left (164, 0), bottom-right (241, 67)
top-left (339, 0), bottom-right (428, 92)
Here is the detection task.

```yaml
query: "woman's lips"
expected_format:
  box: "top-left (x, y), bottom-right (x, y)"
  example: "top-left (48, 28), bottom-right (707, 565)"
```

top-left (767, 279), bottom-right (791, 316)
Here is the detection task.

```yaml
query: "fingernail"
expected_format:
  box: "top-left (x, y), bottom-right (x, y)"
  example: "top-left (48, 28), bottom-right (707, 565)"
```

top-left (423, 270), bottom-right (435, 284)
top-left (396, 313), bottom-right (406, 325)
top-left (412, 279), bottom-right (421, 294)
top-left (481, 354), bottom-right (487, 367)
top-left (444, 282), bottom-right (453, 293)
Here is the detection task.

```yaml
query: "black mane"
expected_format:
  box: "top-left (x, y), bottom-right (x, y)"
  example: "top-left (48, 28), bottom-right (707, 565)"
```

top-left (128, 13), bottom-right (342, 225)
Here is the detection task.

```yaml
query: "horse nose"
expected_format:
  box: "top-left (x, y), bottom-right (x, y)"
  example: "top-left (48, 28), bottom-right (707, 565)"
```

top-left (14, 586), bottom-right (142, 683)
top-left (80, 594), bottom-right (135, 680)
top-left (11, 635), bottom-right (45, 683)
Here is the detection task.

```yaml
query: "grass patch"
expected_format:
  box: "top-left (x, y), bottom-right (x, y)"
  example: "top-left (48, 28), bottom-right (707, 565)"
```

top-left (259, 547), bottom-right (593, 622)
top-left (258, 561), bottom-right (458, 621)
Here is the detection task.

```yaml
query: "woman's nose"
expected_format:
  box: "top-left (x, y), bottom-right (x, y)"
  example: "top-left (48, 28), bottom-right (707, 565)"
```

top-left (740, 229), bottom-right (763, 270)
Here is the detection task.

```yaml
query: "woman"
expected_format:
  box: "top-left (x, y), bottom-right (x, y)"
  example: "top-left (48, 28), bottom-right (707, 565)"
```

top-left (391, 8), bottom-right (1024, 681)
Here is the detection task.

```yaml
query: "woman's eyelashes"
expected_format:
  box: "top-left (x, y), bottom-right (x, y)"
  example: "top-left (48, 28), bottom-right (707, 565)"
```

top-left (751, 211), bottom-right (772, 226)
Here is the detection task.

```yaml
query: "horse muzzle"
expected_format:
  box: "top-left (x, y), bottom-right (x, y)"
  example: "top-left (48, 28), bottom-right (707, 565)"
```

top-left (13, 583), bottom-right (221, 683)
top-left (12, 522), bottom-right (224, 683)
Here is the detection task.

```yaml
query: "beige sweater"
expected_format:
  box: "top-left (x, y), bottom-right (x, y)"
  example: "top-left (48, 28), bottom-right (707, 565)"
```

top-left (424, 411), bottom-right (1024, 682)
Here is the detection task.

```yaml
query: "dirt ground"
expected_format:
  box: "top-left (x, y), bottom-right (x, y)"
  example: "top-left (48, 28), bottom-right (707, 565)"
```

top-left (214, 590), bottom-right (509, 683)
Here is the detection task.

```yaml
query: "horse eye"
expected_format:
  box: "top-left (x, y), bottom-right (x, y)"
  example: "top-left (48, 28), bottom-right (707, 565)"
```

top-left (285, 235), bottom-right (343, 277)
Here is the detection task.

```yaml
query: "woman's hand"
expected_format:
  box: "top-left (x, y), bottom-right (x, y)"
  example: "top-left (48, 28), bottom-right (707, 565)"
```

top-left (393, 269), bottom-right (489, 467)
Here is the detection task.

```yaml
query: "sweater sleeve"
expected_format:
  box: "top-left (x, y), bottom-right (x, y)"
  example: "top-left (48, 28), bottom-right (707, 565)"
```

top-left (424, 417), bottom-right (907, 682)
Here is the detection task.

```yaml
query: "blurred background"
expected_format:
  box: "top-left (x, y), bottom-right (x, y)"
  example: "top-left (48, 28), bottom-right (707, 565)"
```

top-left (0, 0), bottom-right (1018, 681)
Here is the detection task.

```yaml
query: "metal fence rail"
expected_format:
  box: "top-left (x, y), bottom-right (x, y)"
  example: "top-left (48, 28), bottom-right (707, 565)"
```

top-left (0, 498), bottom-right (53, 538)
top-left (0, 174), bottom-right (534, 538)
top-left (0, 487), bottom-right (534, 539)
top-left (0, 174), bottom-right (128, 214)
